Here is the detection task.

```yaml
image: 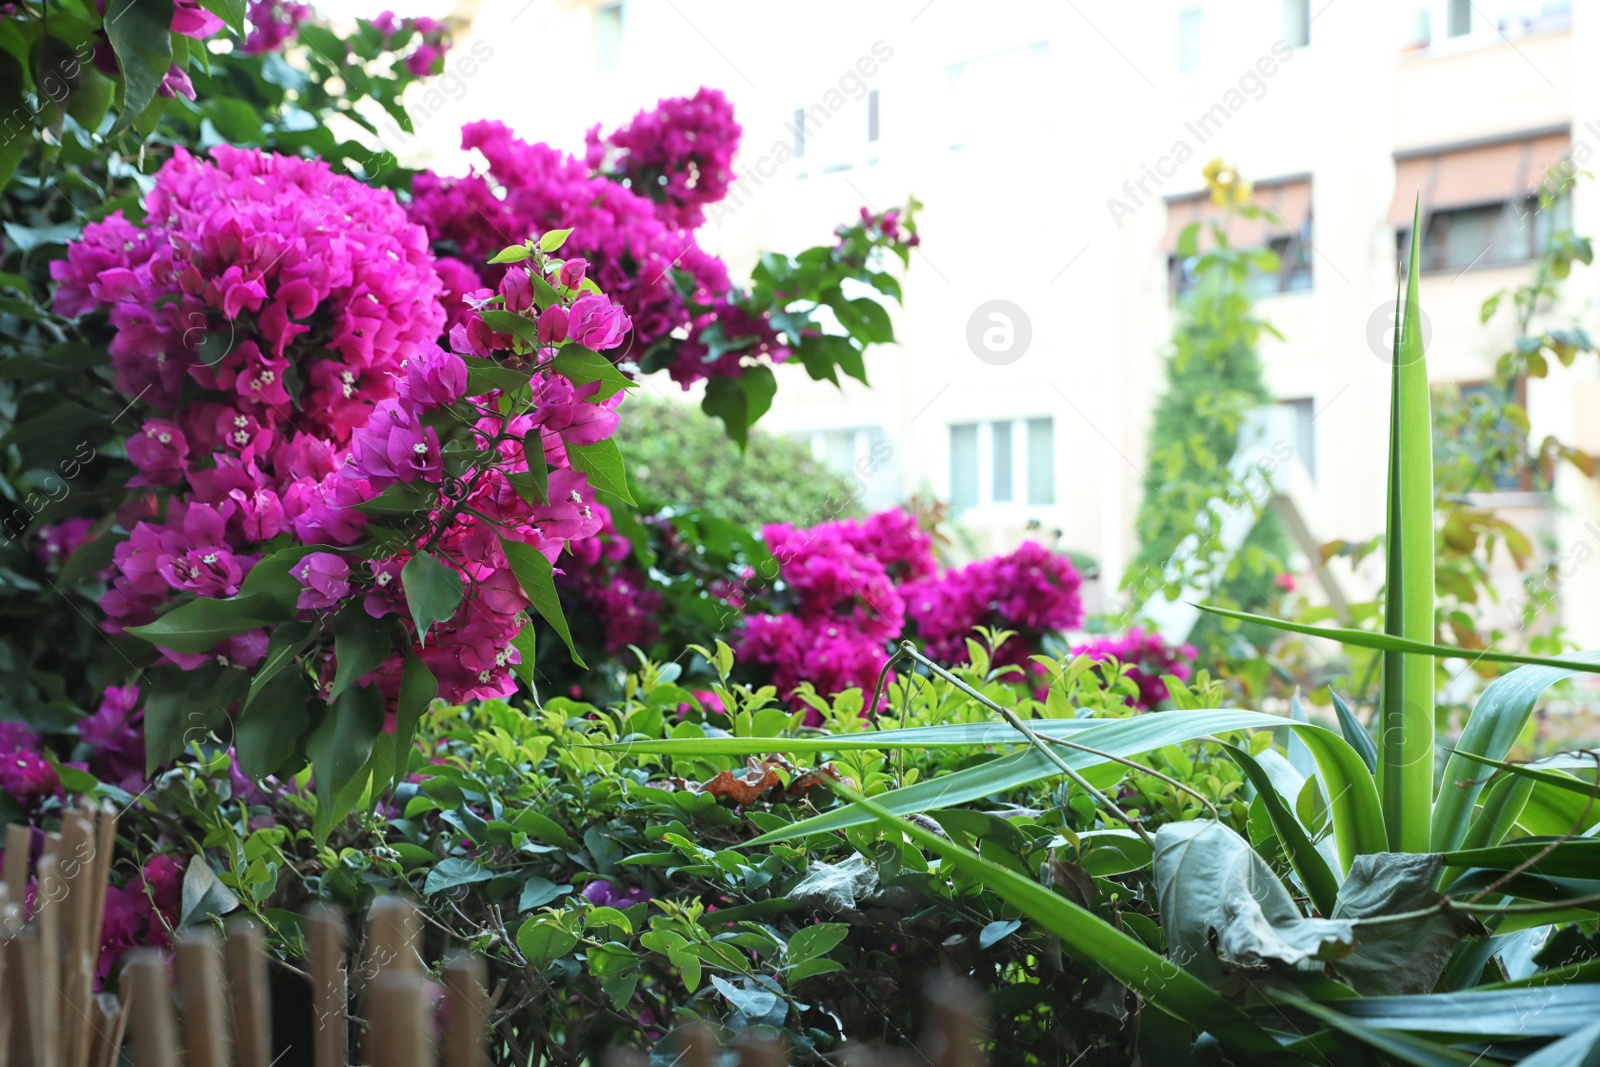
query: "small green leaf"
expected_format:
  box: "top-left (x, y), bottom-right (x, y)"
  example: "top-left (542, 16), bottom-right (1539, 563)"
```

top-left (517, 919), bottom-right (579, 966)
top-left (509, 429), bottom-right (549, 506)
top-left (498, 538), bottom-right (584, 667)
top-left (551, 346), bottom-right (634, 401)
top-left (385, 653), bottom-right (437, 793)
top-left (488, 244), bottom-right (533, 264)
top-left (566, 438), bottom-right (633, 504)
top-left (401, 551), bottom-right (463, 645)
top-left (509, 620), bottom-right (537, 686)
top-left (518, 877), bottom-right (571, 912)
top-left (787, 923), bottom-right (848, 964)
top-left (331, 609), bottom-right (391, 700)
top-left (179, 856), bottom-right (240, 927)
top-left (235, 666), bottom-right (311, 779)
top-left (539, 228), bottom-right (573, 253)
top-left (307, 684), bottom-right (383, 841)
top-left (479, 309), bottom-right (538, 344)
top-left (787, 958), bottom-right (844, 984)
top-left (423, 858), bottom-right (491, 896)
top-left (125, 594), bottom-right (281, 654)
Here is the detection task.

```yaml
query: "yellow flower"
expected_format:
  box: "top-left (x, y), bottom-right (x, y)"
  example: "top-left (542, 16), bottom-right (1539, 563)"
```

top-left (1202, 158), bottom-right (1251, 206)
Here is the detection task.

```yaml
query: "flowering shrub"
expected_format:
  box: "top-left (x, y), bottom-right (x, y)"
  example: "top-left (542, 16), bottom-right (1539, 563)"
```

top-left (407, 98), bottom-right (917, 441)
top-left (735, 510), bottom-right (1084, 708)
top-left (1071, 627), bottom-right (1197, 709)
top-left (53, 143), bottom-right (638, 819)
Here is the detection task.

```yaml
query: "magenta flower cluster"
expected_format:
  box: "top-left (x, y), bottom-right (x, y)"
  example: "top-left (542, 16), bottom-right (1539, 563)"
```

top-left (904, 541), bottom-right (1085, 672)
top-left (585, 87), bottom-right (742, 231)
top-left (0, 720), bottom-right (60, 812)
top-left (559, 505), bottom-right (663, 655)
top-left (408, 117), bottom-right (734, 385)
top-left (369, 10), bottom-right (452, 76)
top-left (737, 511), bottom-right (1087, 709)
top-left (98, 854), bottom-right (185, 982)
top-left (53, 144), bottom-right (630, 710)
top-left (736, 510), bottom-right (932, 707)
top-left (241, 0), bottom-right (311, 55)
top-left (1070, 627), bottom-right (1197, 709)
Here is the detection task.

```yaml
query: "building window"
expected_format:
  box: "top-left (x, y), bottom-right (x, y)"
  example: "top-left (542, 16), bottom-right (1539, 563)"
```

top-left (791, 108), bottom-right (807, 159)
top-left (948, 419), bottom-right (1055, 511)
top-left (595, 3), bottom-right (624, 71)
top-left (1446, 0), bottom-right (1471, 37)
top-left (1283, 0), bottom-right (1310, 47)
top-left (866, 89), bottom-right (880, 143)
top-left (1402, 195), bottom-right (1570, 274)
top-left (1273, 398), bottom-right (1317, 482)
top-left (1177, 7), bottom-right (1202, 74)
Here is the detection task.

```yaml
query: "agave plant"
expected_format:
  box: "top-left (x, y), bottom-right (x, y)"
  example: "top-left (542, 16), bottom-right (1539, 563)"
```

top-left (601, 209), bottom-right (1600, 1062)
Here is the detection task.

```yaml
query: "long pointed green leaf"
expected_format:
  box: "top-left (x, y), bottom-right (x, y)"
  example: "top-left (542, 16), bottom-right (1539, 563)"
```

top-left (1442, 839), bottom-right (1600, 880)
top-left (1268, 994), bottom-right (1501, 1066)
top-left (1383, 203), bottom-right (1434, 853)
top-left (834, 784), bottom-right (1282, 1057)
top-left (725, 709), bottom-right (1385, 871)
top-left (1447, 749), bottom-right (1600, 800)
top-left (1517, 1020), bottom-right (1600, 1067)
top-left (592, 717), bottom-right (1109, 753)
top-left (1330, 691), bottom-right (1378, 774)
top-left (1195, 604), bottom-right (1600, 675)
top-left (1432, 652), bottom-right (1600, 851)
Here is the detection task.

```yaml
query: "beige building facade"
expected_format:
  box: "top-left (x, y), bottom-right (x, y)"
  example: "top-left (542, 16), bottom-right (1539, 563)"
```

top-left (411, 0), bottom-right (1600, 645)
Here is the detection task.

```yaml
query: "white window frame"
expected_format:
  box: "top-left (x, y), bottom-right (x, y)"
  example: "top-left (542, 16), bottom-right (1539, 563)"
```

top-left (948, 418), bottom-right (1058, 514)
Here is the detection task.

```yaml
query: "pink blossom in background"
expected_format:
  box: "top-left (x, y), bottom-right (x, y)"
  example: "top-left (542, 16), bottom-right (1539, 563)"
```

top-left (1070, 628), bottom-right (1197, 710)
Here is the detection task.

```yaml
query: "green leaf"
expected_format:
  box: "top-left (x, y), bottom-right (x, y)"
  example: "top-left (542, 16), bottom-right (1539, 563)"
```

top-left (1432, 652), bottom-right (1600, 852)
top-left (1312, 985), bottom-right (1600, 1040)
top-left (0, 51), bottom-right (29, 190)
top-left (508, 808), bottom-right (577, 850)
top-left (105, 0), bottom-right (174, 133)
top-left (509, 430), bottom-right (549, 506)
top-left (702, 375), bottom-right (752, 448)
top-left (838, 784), bottom-right (1280, 1057)
top-left (1154, 820), bottom-right (1355, 989)
top-left (307, 684), bottom-right (383, 842)
top-left (566, 438), bottom-right (633, 504)
top-left (200, 97), bottom-right (262, 143)
top-left (498, 538), bottom-right (583, 667)
top-left (1271, 994), bottom-right (1483, 1066)
top-left (461, 355), bottom-right (533, 394)
top-left (1196, 606), bottom-right (1600, 677)
top-left (487, 245), bottom-right (532, 264)
top-left (1442, 838), bottom-right (1600, 880)
top-left (509, 620), bottom-right (537, 687)
top-left (58, 531), bottom-right (127, 587)
top-left (675, 710), bottom-right (1387, 873)
top-left (551, 345), bottom-right (633, 401)
top-left (786, 923), bottom-right (848, 964)
top-left (125, 593), bottom-right (281, 654)
top-left (243, 622), bottom-right (315, 711)
top-left (518, 877), bottom-right (571, 912)
top-left (384, 653), bottom-right (437, 793)
top-left (516, 919), bottom-right (578, 966)
top-left (400, 551), bottom-right (463, 645)
top-left (423, 858), bottom-right (491, 896)
top-left (1330, 691), bottom-right (1378, 774)
top-left (1516, 1019), bottom-right (1600, 1066)
top-left (235, 666), bottom-right (310, 779)
top-left (1220, 742), bottom-right (1340, 917)
top-left (331, 609), bottom-right (391, 700)
top-left (1331, 852), bottom-right (1479, 996)
top-left (479, 309), bottom-right (538, 344)
top-left (787, 958), bottom-right (844, 984)
top-left (592, 717), bottom-right (1107, 752)
top-left (539, 228), bottom-right (573, 252)
top-left (198, 0), bottom-right (247, 34)
top-left (179, 856), bottom-right (240, 927)
top-left (1379, 198), bottom-right (1435, 852)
